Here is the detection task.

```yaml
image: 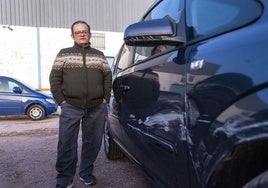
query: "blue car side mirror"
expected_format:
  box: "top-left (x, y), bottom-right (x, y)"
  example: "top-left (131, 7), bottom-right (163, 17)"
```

top-left (13, 86), bottom-right (22, 94)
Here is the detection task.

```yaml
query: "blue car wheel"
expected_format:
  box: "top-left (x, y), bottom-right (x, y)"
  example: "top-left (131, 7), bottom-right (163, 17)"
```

top-left (26, 104), bottom-right (45, 121)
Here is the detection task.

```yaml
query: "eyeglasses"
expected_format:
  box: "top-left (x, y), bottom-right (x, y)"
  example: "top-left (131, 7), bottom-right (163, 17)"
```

top-left (73, 30), bottom-right (89, 35)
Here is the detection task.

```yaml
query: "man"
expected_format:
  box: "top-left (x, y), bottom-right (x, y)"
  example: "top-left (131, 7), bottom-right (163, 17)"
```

top-left (49, 20), bottom-right (112, 188)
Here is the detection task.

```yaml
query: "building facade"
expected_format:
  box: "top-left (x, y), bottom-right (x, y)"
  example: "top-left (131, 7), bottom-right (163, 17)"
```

top-left (0, 0), bottom-right (155, 88)
top-left (0, 0), bottom-right (154, 31)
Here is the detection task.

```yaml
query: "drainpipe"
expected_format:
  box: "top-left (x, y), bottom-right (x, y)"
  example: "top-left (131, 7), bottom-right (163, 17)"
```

top-left (36, 27), bottom-right (41, 89)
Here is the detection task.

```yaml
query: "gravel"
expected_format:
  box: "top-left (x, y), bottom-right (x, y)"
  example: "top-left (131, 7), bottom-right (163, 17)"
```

top-left (0, 115), bottom-right (156, 188)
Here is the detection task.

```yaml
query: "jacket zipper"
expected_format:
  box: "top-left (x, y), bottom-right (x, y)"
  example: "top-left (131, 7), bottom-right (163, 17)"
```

top-left (82, 48), bottom-right (88, 107)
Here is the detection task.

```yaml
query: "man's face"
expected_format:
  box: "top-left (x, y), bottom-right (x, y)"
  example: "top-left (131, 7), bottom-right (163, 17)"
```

top-left (71, 23), bottom-right (91, 47)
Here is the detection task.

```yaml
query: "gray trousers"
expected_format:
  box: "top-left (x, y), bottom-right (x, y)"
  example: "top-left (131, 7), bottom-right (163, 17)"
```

top-left (56, 102), bottom-right (107, 185)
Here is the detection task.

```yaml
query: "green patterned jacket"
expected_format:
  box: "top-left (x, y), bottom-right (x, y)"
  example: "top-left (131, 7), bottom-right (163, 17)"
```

top-left (49, 42), bottom-right (112, 108)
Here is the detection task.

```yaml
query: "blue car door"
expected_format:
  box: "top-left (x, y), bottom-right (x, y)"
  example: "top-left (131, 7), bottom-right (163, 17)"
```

top-left (0, 78), bottom-right (23, 115)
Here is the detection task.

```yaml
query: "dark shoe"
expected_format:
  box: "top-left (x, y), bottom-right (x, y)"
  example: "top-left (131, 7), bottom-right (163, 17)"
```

top-left (80, 174), bottom-right (97, 186)
top-left (55, 181), bottom-right (73, 188)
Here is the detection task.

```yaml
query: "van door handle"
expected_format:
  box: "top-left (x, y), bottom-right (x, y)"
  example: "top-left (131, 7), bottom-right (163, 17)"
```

top-left (190, 59), bottom-right (205, 70)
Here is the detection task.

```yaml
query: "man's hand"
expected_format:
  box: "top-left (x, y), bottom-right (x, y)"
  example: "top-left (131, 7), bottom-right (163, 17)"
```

top-left (60, 100), bottom-right (66, 105)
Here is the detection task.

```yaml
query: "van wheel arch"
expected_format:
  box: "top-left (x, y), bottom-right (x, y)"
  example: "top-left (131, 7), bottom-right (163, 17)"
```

top-left (243, 170), bottom-right (268, 188)
top-left (208, 140), bottom-right (268, 188)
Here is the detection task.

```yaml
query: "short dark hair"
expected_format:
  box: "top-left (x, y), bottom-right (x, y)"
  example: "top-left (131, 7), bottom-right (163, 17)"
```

top-left (71, 20), bottom-right (91, 34)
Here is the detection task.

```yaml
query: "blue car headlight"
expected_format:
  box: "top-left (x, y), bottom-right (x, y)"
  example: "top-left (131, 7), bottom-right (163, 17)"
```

top-left (46, 98), bottom-right (56, 104)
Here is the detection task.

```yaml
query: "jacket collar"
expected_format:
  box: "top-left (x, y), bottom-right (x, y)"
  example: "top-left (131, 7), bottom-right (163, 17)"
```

top-left (74, 42), bottom-right (91, 49)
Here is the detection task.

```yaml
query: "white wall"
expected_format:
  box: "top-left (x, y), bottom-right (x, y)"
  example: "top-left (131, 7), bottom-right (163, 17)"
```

top-left (0, 26), bottom-right (123, 89)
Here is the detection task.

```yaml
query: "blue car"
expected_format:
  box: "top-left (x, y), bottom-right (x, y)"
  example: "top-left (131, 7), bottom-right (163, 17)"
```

top-left (0, 76), bottom-right (58, 120)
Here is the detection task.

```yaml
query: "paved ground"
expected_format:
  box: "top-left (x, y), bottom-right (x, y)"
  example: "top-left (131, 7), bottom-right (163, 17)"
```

top-left (0, 115), bottom-right (156, 188)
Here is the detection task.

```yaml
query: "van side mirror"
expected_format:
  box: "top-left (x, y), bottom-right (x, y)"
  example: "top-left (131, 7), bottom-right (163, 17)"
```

top-left (124, 17), bottom-right (185, 46)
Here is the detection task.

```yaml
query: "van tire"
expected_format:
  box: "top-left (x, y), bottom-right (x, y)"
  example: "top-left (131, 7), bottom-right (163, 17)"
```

top-left (103, 119), bottom-right (124, 160)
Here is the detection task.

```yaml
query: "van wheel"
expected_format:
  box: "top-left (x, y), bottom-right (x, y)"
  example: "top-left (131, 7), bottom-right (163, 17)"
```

top-left (27, 104), bottom-right (45, 120)
top-left (103, 120), bottom-right (124, 160)
top-left (243, 170), bottom-right (268, 188)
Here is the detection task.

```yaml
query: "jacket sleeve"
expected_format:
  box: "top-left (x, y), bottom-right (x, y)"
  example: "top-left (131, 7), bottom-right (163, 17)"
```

top-left (102, 58), bottom-right (112, 102)
top-left (49, 51), bottom-right (66, 104)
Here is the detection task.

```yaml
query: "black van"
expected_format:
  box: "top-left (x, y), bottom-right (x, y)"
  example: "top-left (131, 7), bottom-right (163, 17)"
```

top-left (104, 0), bottom-right (268, 187)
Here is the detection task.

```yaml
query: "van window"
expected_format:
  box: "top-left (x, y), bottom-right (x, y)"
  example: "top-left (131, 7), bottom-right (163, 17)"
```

top-left (131, 0), bottom-right (182, 65)
top-left (134, 45), bottom-right (173, 64)
top-left (187, 0), bottom-right (263, 39)
top-left (116, 44), bottom-right (134, 72)
top-left (144, 0), bottom-right (182, 21)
